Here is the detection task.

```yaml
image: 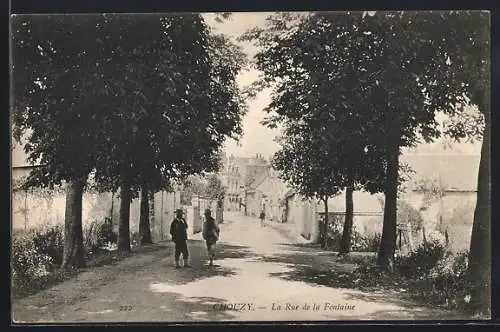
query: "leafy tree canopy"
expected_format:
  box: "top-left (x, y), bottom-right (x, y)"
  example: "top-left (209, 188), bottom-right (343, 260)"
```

top-left (12, 14), bottom-right (248, 195)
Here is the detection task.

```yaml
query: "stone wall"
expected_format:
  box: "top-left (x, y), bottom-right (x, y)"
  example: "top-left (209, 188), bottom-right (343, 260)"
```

top-left (11, 179), bottom-right (181, 243)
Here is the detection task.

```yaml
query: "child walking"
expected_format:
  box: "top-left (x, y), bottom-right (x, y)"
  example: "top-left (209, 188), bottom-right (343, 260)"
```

top-left (202, 208), bottom-right (220, 267)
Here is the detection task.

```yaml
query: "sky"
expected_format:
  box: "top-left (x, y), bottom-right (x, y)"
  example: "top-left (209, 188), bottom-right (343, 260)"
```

top-left (203, 13), bottom-right (281, 160)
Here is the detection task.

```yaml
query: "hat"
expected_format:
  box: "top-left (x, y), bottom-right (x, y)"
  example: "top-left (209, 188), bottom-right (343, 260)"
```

top-left (204, 208), bottom-right (211, 215)
top-left (175, 209), bottom-right (183, 214)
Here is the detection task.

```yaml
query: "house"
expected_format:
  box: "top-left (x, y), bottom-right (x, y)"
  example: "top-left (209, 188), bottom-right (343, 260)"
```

top-left (11, 140), bottom-right (182, 241)
top-left (245, 166), bottom-right (288, 218)
top-left (221, 153), bottom-right (269, 212)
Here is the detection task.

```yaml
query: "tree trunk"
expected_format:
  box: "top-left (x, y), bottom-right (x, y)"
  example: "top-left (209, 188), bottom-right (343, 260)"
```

top-left (61, 179), bottom-right (86, 270)
top-left (149, 190), bottom-right (155, 239)
top-left (217, 199), bottom-right (224, 224)
top-left (160, 191), bottom-right (164, 240)
top-left (118, 176), bottom-right (132, 253)
top-left (339, 183), bottom-right (355, 255)
top-left (139, 183), bottom-right (153, 245)
top-left (467, 110), bottom-right (490, 315)
top-left (321, 197), bottom-right (329, 249)
top-left (377, 143), bottom-right (399, 271)
top-left (244, 192), bottom-right (248, 216)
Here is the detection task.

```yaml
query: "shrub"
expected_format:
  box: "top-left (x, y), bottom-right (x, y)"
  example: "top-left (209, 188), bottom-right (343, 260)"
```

top-left (351, 229), bottom-right (381, 252)
top-left (406, 250), bottom-right (472, 310)
top-left (397, 200), bottom-right (424, 231)
top-left (97, 217), bottom-right (117, 245)
top-left (395, 239), bottom-right (446, 279)
top-left (84, 218), bottom-right (117, 252)
top-left (11, 229), bottom-right (56, 294)
top-left (429, 251), bottom-right (471, 308)
top-left (325, 230), bottom-right (342, 250)
top-left (325, 222), bottom-right (381, 252)
top-left (323, 214), bottom-right (343, 250)
top-left (31, 224), bottom-right (64, 266)
top-left (130, 231), bottom-right (141, 246)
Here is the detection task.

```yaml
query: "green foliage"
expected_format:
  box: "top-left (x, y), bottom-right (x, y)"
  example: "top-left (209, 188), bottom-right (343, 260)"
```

top-left (251, 12), bottom-right (391, 201)
top-left (243, 11), bottom-right (480, 147)
top-left (414, 177), bottom-right (446, 208)
top-left (12, 230), bottom-right (54, 291)
top-left (395, 240), bottom-right (446, 279)
top-left (31, 224), bottom-right (65, 266)
top-left (272, 133), bottom-right (345, 201)
top-left (213, 12), bottom-right (233, 23)
top-left (243, 11), bottom-right (487, 269)
top-left (180, 175), bottom-right (207, 205)
top-left (442, 105), bottom-right (485, 143)
top-left (348, 249), bottom-right (473, 311)
top-left (204, 174), bottom-right (225, 201)
top-left (351, 231), bottom-right (382, 253)
top-left (408, 250), bottom-right (472, 310)
top-left (12, 14), bottom-right (247, 194)
top-left (11, 221), bottom-right (119, 297)
top-left (130, 231), bottom-right (141, 247)
top-left (84, 218), bottom-right (117, 251)
top-left (325, 220), bottom-right (381, 252)
top-left (11, 225), bottom-right (64, 295)
top-left (397, 200), bottom-right (424, 230)
top-left (243, 10), bottom-right (488, 176)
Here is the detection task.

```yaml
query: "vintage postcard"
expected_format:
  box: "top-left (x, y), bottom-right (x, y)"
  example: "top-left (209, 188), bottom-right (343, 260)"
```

top-left (10, 11), bottom-right (490, 323)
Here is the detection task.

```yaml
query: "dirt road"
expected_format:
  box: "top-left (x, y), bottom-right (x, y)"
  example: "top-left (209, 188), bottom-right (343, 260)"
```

top-left (12, 212), bottom-right (467, 323)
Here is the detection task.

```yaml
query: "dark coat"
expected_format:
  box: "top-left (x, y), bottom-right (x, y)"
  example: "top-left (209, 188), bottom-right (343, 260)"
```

top-left (202, 216), bottom-right (220, 244)
top-left (170, 217), bottom-right (188, 242)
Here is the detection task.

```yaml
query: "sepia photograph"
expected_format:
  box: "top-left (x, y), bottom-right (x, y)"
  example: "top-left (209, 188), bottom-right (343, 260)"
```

top-left (10, 11), bottom-right (490, 323)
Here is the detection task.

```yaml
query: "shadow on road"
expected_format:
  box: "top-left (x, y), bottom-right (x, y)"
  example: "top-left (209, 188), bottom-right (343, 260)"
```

top-left (144, 241), bottom-right (259, 286)
top-left (254, 246), bottom-right (468, 320)
top-left (209, 242), bottom-right (259, 260)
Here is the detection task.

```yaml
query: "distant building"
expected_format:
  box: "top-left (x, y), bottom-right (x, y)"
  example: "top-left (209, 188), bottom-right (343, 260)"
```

top-left (245, 166), bottom-right (288, 218)
top-left (220, 153), bottom-right (268, 212)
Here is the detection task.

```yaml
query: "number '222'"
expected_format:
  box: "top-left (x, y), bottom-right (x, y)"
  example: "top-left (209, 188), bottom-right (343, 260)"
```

top-left (120, 305), bottom-right (133, 311)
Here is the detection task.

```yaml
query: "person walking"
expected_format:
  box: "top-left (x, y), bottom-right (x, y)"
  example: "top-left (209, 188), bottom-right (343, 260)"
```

top-left (169, 209), bottom-right (191, 268)
top-left (202, 208), bottom-right (220, 267)
top-left (259, 210), bottom-right (266, 227)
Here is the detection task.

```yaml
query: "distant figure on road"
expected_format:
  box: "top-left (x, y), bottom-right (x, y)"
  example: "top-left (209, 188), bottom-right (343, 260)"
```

top-left (202, 208), bottom-right (220, 267)
top-left (259, 210), bottom-right (266, 227)
top-left (169, 209), bottom-right (191, 268)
